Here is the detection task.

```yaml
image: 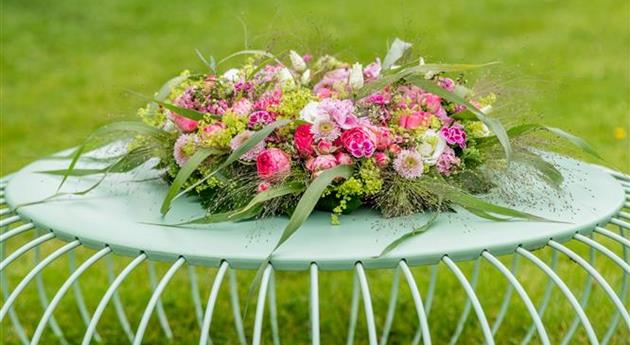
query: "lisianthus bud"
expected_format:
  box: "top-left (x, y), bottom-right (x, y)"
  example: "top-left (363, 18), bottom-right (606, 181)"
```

top-left (374, 152), bottom-right (390, 168)
top-left (349, 63), bottom-right (364, 90)
top-left (289, 50), bottom-right (307, 72)
top-left (256, 148), bottom-right (291, 181)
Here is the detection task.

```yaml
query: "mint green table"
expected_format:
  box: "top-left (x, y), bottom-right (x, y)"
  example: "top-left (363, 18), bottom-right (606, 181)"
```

top-left (1, 152), bottom-right (628, 345)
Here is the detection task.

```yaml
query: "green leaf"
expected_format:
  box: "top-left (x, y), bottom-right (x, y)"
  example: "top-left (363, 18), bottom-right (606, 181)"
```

top-left (378, 213), bottom-right (439, 256)
top-left (514, 151), bottom-right (564, 187)
top-left (408, 76), bottom-right (513, 161)
top-left (195, 49), bottom-right (215, 72)
top-left (217, 49), bottom-right (283, 67)
top-left (229, 181), bottom-right (305, 220)
top-left (382, 38), bottom-right (412, 70)
top-left (161, 119), bottom-right (292, 215)
top-left (160, 148), bottom-right (218, 215)
top-left (154, 100), bottom-right (220, 121)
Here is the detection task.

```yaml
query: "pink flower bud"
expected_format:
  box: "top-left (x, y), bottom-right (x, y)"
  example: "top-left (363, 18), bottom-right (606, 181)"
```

top-left (257, 182), bottom-right (271, 193)
top-left (374, 152), bottom-right (390, 168)
top-left (335, 152), bottom-right (353, 165)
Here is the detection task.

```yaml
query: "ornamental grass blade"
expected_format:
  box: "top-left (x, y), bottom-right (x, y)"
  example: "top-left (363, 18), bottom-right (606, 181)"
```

top-left (408, 76), bottom-right (513, 161)
top-left (154, 100), bottom-right (219, 121)
top-left (229, 181), bottom-right (305, 220)
top-left (382, 38), bottom-right (412, 70)
top-left (378, 213), bottom-right (439, 257)
top-left (218, 49), bottom-right (283, 67)
top-left (514, 151), bottom-right (564, 187)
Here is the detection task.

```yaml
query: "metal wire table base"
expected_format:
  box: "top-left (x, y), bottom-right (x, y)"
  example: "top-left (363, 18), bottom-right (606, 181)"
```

top-left (1, 172), bottom-right (629, 345)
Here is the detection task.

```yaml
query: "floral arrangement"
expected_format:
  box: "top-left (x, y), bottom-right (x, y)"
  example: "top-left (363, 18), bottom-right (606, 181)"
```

top-left (51, 39), bottom-right (597, 254)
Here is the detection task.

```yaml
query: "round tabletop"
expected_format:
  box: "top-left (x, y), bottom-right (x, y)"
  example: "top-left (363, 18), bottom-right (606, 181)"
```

top-left (5, 152), bottom-right (625, 271)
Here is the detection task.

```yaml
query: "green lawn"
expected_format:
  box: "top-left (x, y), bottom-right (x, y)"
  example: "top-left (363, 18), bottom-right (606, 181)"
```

top-left (1, 0), bottom-right (629, 344)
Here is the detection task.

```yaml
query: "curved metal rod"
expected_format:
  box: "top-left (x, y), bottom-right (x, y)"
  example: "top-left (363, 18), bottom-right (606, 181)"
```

top-left (198, 261), bottom-right (229, 345)
top-left (549, 240), bottom-right (630, 328)
top-left (31, 247), bottom-right (112, 345)
top-left (81, 253), bottom-right (147, 345)
top-left (0, 240), bottom-right (80, 320)
top-left (188, 265), bottom-right (204, 328)
top-left (482, 252), bottom-right (551, 345)
top-left (575, 234), bottom-right (630, 273)
top-left (106, 255), bottom-right (135, 343)
top-left (521, 250), bottom-right (558, 345)
top-left (68, 251), bottom-right (102, 343)
top-left (448, 258), bottom-right (481, 345)
top-left (412, 265), bottom-right (439, 345)
top-left (0, 223), bottom-right (35, 243)
top-left (379, 267), bottom-right (400, 345)
top-left (0, 232), bottom-right (55, 271)
top-left (147, 261), bottom-right (173, 339)
top-left (133, 257), bottom-right (185, 345)
top-left (310, 263), bottom-right (320, 345)
top-left (0, 235), bottom-right (30, 345)
top-left (609, 169), bottom-right (630, 181)
top-left (602, 228), bottom-right (629, 345)
top-left (595, 226), bottom-right (630, 248)
top-left (0, 215), bottom-right (21, 228)
top-left (516, 247), bottom-right (599, 345)
top-left (0, 208), bottom-right (12, 217)
top-left (356, 262), bottom-right (379, 345)
top-left (611, 218), bottom-right (630, 230)
top-left (399, 261), bottom-right (432, 345)
top-left (346, 270), bottom-right (360, 345)
top-left (252, 264), bottom-right (273, 345)
top-left (619, 211), bottom-right (630, 221)
top-left (268, 270), bottom-right (281, 345)
top-left (491, 254), bottom-right (519, 335)
top-left (442, 256), bottom-right (494, 345)
top-left (228, 269), bottom-right (248, 345)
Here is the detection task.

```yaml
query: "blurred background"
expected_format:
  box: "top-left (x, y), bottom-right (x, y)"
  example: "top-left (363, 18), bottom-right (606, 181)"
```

top-left (1, 0), bottom-right (629, 344)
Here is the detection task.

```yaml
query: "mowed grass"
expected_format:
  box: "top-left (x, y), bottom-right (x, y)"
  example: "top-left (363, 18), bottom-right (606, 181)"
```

top-left (1, 0), bottom-right (629, 344)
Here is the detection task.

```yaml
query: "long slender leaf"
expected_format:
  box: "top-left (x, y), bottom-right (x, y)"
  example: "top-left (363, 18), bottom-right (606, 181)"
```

top-left (229, 181), bottom-right (305, 220)
top-left (514, 150), bottom-right (564, 187)
top-left (378, 213), bottom-right (439, 256)
top-left (217, 49), bottom-right (284, 67)
top-left (382, 38), bottom-right (412, 70)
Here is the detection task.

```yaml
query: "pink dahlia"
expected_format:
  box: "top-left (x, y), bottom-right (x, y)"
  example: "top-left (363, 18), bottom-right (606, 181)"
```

top-left (393, 150), bottom-right (424, 179)
top-left (230, 130), bottom-right (265, 161)
top-left (436, 147), bottom-right (461, 176)
top-left (173, 134), bottom-right (196, 167)
top-left (256, 148), bottom-right (291, 181)
top-left (340, 127), bottom-right (377, 158)
top-left (311, 116), bottom-right (341, 142)
top-left (293, 124), bottom-right (315, 157)
top-left (440, 125), bottom-right (467, 148)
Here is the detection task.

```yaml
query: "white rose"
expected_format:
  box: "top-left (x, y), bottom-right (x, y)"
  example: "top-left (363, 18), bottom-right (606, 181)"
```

top-left (299, 101), bottom-right (322, 123)
top-left (289, 50), bottom-right (307, 72)
top-left (349, 63), bottom-right (364, 90)
top-left (419, 129), bottom-right (446, 165)
top-left (222, 68), bottom-right (240, 83)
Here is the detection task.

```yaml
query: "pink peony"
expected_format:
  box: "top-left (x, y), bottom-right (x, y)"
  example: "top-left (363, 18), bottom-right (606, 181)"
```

top-left (293, 124), bottom-right (315, 157)
top-left (374, 152), bottom-right (390, 168)
top-left (256, 148), bottom-right (291, 181)
top-left (399, 111), bottom-right (431, 129)
top-left (363, 58), bottom-right (382, 81)
top-left (436, 147), bottom-right (461, 176)
top-left (393, 150), bottom-right (424, 179)
top-left (340, 127), bottom-right (377, 158)
top-left (230, 130), bottom-right (265, 161)
top-left (169, 113), bottom-right (198, 133)
top-left (335, 152), bottom-right (353, 165)
top-left (440, 125), bottom-right (467, 148)
top-left (306, 154), bottom-right (338, 173)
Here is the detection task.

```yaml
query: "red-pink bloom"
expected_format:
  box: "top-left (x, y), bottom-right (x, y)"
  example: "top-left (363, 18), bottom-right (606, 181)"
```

top-left (340, 127), bottom-right (377, 158)
top-left (256, 148), bottom-right (292, 181)
top-left (388, 144), bottom-right (402, 155)
top-left (440, 125), bottom-right (467, 149)
top-left (306, 154), bottom-right (338, 174)
top-left (316, 140), bottom-right (335, 154)
top-left (399, 111), bottom-right (431, 129)
top-left (335, 152), bottom-right (353, 165)
top-left (374, 152), bottom-right (390, 168)
top-left (293, 124), bottom-right (315, 157)
top-left (169, 113), bottom-right (198, 133)
top-left (257, 181), bottom-right (271, 193)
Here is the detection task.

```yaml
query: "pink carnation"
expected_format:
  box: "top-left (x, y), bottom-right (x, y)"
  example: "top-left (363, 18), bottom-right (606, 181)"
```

top-left (248, 111), bottom-right (275, 128)
top-left (440, 125), bottom-right (467, 148)
top-left (230, 130), bottom-right (265, 161)
top-left (293, 124), bottom-right (315, 157)
top-left (256, 148), bottom-right (291, 181)
top-left (436, 147), bottom-right (461, 176)
top-left (340, 127), bottom-right (377, 158)
top-left (306, 154), bottom-right (338, 174)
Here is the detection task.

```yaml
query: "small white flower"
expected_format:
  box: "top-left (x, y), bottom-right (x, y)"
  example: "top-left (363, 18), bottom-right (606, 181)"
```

top-left (419, 130), bottom-right (446, 165)
top-left (301, 69), bottom-right (311, 85)
top-left (222, 68), bottom-right (240, 83)
top-left (289, 50), bottom-right (307, 72)
top-left (349, 63), bottom-right (364, 90)
top-left (299, 101), bottom-right (322, 123)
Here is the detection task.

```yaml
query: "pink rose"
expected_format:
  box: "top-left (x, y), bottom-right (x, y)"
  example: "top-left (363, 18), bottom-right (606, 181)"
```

top-left (340, 127), bottom-right (377, 158)
top-left (256, 148), bottom-right (292, 181)
top-left (399, 111), bottom-right (431, 129)
top-left (306, 154), bottom-right (338, 173)
top-left (169, 113), bottom-right (198, 133)
top-left (440, 125), bottom-right (467, 149)
top-left (293, 124), bottom-right (315, 157)
top-left (363, 58), bottom-right (382, 81)
top-left (335, 152), bottom-right (353, 165)
top-left (374, 152), bottom-right (390, 168)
